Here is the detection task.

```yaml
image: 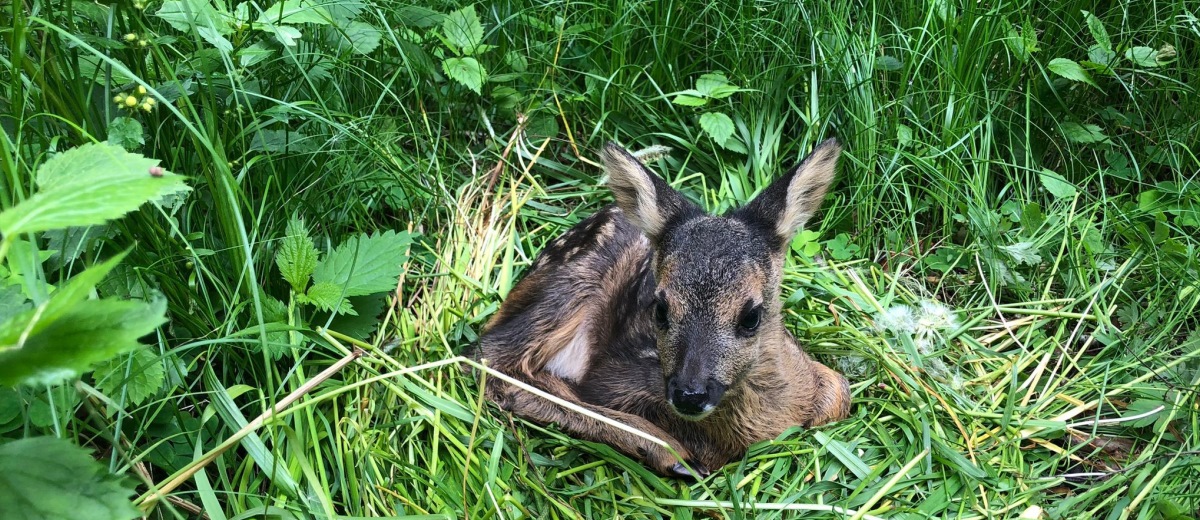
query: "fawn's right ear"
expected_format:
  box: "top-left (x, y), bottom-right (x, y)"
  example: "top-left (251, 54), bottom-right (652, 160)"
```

top-left (601, 142), bottom-right (699, 241)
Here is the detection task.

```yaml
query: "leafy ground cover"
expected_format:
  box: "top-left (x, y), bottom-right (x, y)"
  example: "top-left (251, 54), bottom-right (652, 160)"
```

top-left (1, 0), bottom-right (1198, 518)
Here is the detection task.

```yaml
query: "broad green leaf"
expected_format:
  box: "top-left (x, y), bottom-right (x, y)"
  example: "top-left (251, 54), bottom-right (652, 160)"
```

top-left (107, 117), bottom-right (144, 151)
top-left (1083, 11), bottom-right (1110, 51)
top-left (0, 143), bottom-right (189, 237)
top-left (1047, 58), bottom-right (1099, 88)
top-left (442, 5), bottom-right (484, 55)
top-left (671, 94), bottom-right (708, 107)
top-left (238, 42), bottom-right (275, 67)
top-left (331, 20), bottom-right (382, 55)
top-left (695, 72), bottom-right (737, 98)
top-left (275, 217), bottom-right (319, 293)
top-left (875, 55), bottom-right (902, 71)
top-left (0, 296), bottom-right (167, 387)
top-left (1060, 122), bottom-right (1110, 144)
top-left (92, 348), bottom-right (165, 406)
top-left (1087, 44), bottom-right (1117, 69)
top-left (442, 57), bottom-right (487, 94)
top-left (196, 26), bottom-right (232, 52)
top-left (0, 437), bottom-right (140, 520)
top-left (311, 230), bottom-right (415, 298)
top-left (262, 23), bottom-right (303, 46)
top-left (699, 111), bottom-right (735, 147)
top-left (1125, 399), bottom-right (1164, 428)
top-left (1039, 169), bottom-right (1078, 198)
top-left (256, 0), bottom-right (332, 25)
top-left (897, 123), bottom-right (913, 148)
top-left (303, 281), bottom-right (355, 315)
top-left (156, 0), bottom-right (231, 35)
top-left (1125, 46), bottom-right (1160, 67)
top-left (28, 253), bottom-right (129, 339)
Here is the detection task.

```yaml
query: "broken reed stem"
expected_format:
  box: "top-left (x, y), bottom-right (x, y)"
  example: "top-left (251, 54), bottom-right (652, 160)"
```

top-left (136, 344), bottom-right (365, 511)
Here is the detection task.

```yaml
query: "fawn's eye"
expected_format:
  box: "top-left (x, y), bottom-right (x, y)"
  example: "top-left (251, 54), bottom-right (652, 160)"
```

top-left (654, 298), bottom-right (670, 330)
top-left (737, 304), bottom-right (762, 335)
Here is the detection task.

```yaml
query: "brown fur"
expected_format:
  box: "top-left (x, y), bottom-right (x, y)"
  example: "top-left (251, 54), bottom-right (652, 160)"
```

top-left (476, 139), bottom-right (851, 477)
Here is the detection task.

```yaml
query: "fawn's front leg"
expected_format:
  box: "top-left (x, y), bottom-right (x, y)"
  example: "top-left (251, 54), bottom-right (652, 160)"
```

top-left (485, 372), bottom-right (708, 478)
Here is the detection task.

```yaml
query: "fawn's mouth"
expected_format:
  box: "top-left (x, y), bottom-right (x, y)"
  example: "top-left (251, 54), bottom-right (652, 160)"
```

top-left (669, 403), bottom-right (717, 421)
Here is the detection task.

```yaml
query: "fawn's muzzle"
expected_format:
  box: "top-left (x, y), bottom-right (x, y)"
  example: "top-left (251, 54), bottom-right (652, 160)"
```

top-left (666, 376), bottom-right (727, 419)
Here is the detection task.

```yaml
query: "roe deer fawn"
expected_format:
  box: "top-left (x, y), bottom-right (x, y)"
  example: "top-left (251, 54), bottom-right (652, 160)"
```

top-left (477, 139), bottom-right (851, 477)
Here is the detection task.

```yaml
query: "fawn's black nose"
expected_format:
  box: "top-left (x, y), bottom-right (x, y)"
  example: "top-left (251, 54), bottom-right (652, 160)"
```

top-left (666, 377), bottom-right (727, 418)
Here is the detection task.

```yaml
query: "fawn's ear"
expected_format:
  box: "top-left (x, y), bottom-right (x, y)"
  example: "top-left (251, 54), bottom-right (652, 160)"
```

top-left (602, 142), bottom-right (699, 241)
top-left (734, 139), bottom-right (841, 247)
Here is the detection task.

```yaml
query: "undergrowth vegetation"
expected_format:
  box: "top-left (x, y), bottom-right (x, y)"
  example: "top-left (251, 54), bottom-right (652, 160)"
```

top-left (1, 0), bottom-right (1198, 518)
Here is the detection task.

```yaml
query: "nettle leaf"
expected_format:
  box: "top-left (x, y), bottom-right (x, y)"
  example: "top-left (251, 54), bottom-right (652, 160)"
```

top-left (275, 216), bottom-right (319, 293)
top-left (695, 72), bottom-right (738, 99)
top-left (442, 57), bottom-right (487, 94)
top-left (0, 143), bottom-right (189, 237)
top-left (156, 0), bottom-right (231, 35)
top-left (0, 296), bottom-right (168, 387)
top-left (238, 42), bottom-right (275, 67)
top-left (1087, 44), bottom-right (1117, 69)
top-left (312, 230), bottom-right (415, 298)
top-left (257, 0), bottom-right (332, 25)
top-left (1125, 46), bottom-right (1160, 67)
top-left (699, 112), bottom-right (735, 147)
top-left (302, 281), bottom-right (354, 315)
top-left (0, 437), bottom-right (140, 520)
top-left (1039, 169), bottom-right (1078, 199)
top-left (1061, 122), bottom-right (1110, 144)
top-left (1047, 57), bottom-right (1099, 89)
top-left (1083, 11), bottom-right (1111, 51)
top-left (1004, 21), bottom-right (1038, 63)
top-left (92, 348), bottom-right (165, 406)
top-left (442, 5), bottom-right (484, 55)
top-left (107, 117), bottom-right (145, 151)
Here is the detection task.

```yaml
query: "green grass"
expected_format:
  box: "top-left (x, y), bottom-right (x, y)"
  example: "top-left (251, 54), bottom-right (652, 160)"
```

top-left (2, 0), bottom-right (1199, 518)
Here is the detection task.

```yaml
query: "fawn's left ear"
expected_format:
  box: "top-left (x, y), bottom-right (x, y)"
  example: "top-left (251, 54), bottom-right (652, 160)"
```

top-left (733, 139), bottom-right (841, 247)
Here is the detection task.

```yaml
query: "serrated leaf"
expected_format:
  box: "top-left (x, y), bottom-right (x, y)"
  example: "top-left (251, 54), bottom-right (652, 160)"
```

top-left (1004, 21), bottom-right (1038, 63)
top-left (1039, 169), bottom-right (1077, 198)
top-left (107, 117), bottom-right (144, 151)
top-left (442, 57), bottom-right (487, 94)
top-left (92, 348), bottom-right (165, 406)
top-left (303, 281), bottom-right (355, 315)
top-left (275, 216), bottom-right (318, 293)
top-left (331, 20), bottom-right (382, 55)
top-left (0, 143), bottom-right (189, 237)
top-left (1000, 241), bottom-right (1043, 265)
top-left (0, 437), bottom-right (140, 520)
top-left (695, 72), bottom-right (736, 97)
top-left (442, 5), bottom-right (483, 55)
top-left (1061, 122), bottom-right (1109, 144)
top-left (1125, 46), bottom-right (1160, 67)
top-left (875, 55), bottom-right (902, 71)
top-left (196, 26), bottom-right (232, 52)
top-left (256, 0), bottom-right (332, 25)
top-left (0, 296), bottom-right (167, 387)
top-left (311, 230), bottom-right (415, 298)
top-left (156, 0), bottom-right (231, 35)
top-left (671, 94), bottom-right (708, 107)
top-left (1047, 58), bottom-right (1099, 88)
top-left (1083, 11), bottom-right (1111, 51)
top-left (699, 112), bottom-right (735, 147)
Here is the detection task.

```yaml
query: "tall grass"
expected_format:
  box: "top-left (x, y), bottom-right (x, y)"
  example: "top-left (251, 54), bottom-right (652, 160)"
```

top-left (1, 0), bottom-right (1198, 518)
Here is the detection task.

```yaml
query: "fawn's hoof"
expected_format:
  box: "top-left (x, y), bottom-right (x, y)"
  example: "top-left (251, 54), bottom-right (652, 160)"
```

top-left (670, 461), bottom-right (710, 479)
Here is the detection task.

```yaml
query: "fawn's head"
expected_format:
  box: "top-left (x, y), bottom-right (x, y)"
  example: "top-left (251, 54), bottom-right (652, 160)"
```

top-left (601, 139), bottom-right (841, 420)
